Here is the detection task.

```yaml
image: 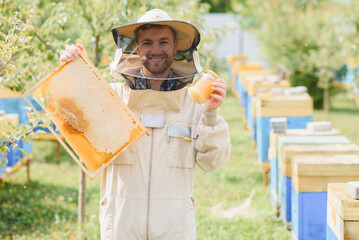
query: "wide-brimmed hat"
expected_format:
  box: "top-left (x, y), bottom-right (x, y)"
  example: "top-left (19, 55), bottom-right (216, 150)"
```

top-left (111, 9), bottom-right (200, 52)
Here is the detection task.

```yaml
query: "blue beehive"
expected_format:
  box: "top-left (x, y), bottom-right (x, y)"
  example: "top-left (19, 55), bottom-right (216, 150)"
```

top-left (279, 143), bottom-right (359, 228)
top-left (255, 93), bottom-right (313, 172)
top-left (276, 135), bottom-right (352, 226)
top-left (291, 154), bottom-right (359, 240)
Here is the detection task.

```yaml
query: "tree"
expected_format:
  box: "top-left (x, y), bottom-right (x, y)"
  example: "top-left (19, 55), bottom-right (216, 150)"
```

top-left (0, 6), bottom-right (38, 166)
top-left (235, 0), bottom-right (348, 112)
top-left (0, 0), bottom-right (76, 167)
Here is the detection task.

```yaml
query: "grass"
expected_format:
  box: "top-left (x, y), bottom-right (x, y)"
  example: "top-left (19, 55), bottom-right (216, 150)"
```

top-left (1, 88), bottom-right (358, 239)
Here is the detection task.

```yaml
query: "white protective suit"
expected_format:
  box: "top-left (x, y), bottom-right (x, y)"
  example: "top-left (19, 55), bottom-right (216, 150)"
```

top-left (100, 82), bottom-right (231, 240)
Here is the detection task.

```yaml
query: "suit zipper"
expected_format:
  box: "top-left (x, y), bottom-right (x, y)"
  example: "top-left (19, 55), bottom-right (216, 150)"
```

top-left (146, 128), bottom-right (154, 240)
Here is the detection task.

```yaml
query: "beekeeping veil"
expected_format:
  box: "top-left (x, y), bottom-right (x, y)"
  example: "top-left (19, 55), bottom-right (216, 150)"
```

top-left (110, 9), bottom-right (202, 87)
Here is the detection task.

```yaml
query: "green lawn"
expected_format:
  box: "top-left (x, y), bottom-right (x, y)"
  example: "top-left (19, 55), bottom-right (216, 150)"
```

top-left (1, 89), bottom-right (358, 239)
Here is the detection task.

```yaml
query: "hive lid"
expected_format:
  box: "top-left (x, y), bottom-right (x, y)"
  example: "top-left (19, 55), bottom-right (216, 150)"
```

top-left (291, 154), bottom-right (359, 177)
top-left (23, 54), bottom-right (149, 180)
top-left (278, 135), bottom-right (351, 147)
top-left (277, 135), bottom-right (351, 164)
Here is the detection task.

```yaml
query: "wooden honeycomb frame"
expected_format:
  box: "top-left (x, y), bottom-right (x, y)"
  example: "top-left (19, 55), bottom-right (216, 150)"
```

top-left (23, 54), bottom-right (149, 180)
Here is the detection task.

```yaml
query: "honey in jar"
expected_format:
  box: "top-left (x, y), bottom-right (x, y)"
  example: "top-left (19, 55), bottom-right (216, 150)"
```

top-left (188, 70), bottom-right (219, 104)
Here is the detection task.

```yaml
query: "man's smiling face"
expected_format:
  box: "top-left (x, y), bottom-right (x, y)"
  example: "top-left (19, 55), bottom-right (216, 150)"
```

top-left (136, 26), bottom-right (178, 77)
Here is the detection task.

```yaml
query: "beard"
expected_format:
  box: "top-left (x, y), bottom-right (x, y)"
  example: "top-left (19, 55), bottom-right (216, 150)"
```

top-left (143, 52), bottom-right (174, 75)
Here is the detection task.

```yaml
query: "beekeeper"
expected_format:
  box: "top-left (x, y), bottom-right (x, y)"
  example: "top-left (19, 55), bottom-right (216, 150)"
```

top-left (60, 8), bottom-right (231, 240)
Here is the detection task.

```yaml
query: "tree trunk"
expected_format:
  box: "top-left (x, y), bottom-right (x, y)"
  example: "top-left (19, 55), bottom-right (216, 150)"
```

top-left (323, 87), bottom-right (329, 120)
top-left (94, 35), bottom-right (100, 67)
top-left (78, 166), bottom-right (86, 230)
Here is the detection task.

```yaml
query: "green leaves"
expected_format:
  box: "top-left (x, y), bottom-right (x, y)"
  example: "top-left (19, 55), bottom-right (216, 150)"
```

top-left (237, 0), bottom-right (349, 108)
top-left (0, 11), bottom-right (33, 79)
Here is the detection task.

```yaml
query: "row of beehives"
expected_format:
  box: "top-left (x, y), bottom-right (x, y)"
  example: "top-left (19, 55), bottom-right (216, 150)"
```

top-left (227, 55), bottom-right (359, 240)
top-left (269, 126), bottom-right (359, 240)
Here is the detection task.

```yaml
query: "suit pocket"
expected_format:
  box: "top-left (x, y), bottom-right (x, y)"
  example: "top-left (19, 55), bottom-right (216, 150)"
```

top-left (167, 123), bottom-right (195, 169)
top-left (99, 197), bottom-right (114, 239)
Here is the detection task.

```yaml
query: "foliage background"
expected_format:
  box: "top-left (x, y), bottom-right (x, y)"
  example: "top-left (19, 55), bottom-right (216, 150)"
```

top-left (234, 0), bottom-right (355, 109)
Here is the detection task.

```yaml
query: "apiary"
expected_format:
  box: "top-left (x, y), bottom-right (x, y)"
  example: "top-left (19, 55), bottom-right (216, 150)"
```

top-left (272, 135), bottom-right (351, 218)
top-left (268, 127), bottom-right (341, 210)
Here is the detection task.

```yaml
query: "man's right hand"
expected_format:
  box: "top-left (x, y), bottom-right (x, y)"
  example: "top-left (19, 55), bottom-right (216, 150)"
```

top-left (60, 44), bottom-right (87, 63)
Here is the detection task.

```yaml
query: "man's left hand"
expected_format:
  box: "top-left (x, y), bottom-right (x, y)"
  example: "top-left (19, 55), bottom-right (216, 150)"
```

top-left (205, 78), bottom-right (227, 109)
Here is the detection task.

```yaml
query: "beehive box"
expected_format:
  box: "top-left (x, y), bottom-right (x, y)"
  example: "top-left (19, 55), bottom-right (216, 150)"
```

top-left (268, 127), bottom-right (341, 209)
top-left (245, 76), bottom-right (289, 129)
top-left (0, 88), bottom-right (32, 157)
top-left (326, 183), bottom-right (359, 240)
top-left (291, 154), bottom-right (359, 240)
top-left (247, 78), bottom-right (290, 146)
top-left (272, 135), bottom-right (351, 218)
top-left (23, 54), bottom-right (149, 179)
top-left (256, 93), bottom-right (313, 171)
top-left (279, 144), bottom-right (359, 229)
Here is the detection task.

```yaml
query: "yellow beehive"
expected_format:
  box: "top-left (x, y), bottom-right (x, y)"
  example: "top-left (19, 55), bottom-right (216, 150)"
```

top-left (24, 54), bottom-right (149, 179)
top-left (327, 183), bottom-right (359, 240)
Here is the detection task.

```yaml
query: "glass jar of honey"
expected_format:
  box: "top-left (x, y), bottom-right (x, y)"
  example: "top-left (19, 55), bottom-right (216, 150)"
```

top-left (188, 70), bottom-right (219, 104)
